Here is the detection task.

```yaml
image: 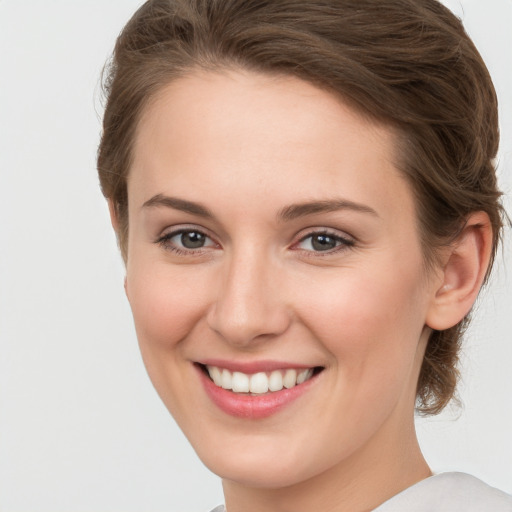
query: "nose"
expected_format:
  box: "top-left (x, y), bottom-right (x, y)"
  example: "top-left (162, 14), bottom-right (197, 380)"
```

top-left (206, 247), bottom-right (292, 347)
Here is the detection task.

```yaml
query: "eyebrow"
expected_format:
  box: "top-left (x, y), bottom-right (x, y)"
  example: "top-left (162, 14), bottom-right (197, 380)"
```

top-left (142, 194), bottom-right (213, 218)
top-left (278, 199), bottom-right (379, 221)
top-left (142, 194), bottom-right (378, 221)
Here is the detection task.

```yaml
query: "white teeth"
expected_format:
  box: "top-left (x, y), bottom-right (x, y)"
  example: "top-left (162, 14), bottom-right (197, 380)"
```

top-left (283, 369), bottom-right (297, 389)
top-left (268, 370), bottom-right (283, 392)
top-left (221, 368), bottom-right (232, 389)
top-left (297, 369), bottom-right (312, 384)
top-left (209, 366), bottom-right (222, 387)
top-left (205, 365), bottom-right (316, 394)
top-left (249, 372), bottom-right (269, 394)
top-left (232, 372), bottom-right (250, 393)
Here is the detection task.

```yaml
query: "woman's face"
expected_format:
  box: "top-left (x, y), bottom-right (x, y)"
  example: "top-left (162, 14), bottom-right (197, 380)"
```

top-left (124, 70), bottom-right (439, 488)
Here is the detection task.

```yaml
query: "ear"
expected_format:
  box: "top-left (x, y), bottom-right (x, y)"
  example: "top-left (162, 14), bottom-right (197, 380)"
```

top-left (425, 212), bottom-right (493, 331)
top-left (108, 199), bottom-right (120, 232)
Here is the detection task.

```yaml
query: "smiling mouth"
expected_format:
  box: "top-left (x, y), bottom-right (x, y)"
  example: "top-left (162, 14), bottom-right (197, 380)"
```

top-left (199, 364), bottom-right (323, 395)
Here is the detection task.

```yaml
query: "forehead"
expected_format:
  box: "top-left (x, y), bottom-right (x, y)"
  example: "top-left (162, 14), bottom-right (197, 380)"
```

top-left (135, 69), bottom-right (393, 157)
top-left (129, 69), bottom-right (412, 221)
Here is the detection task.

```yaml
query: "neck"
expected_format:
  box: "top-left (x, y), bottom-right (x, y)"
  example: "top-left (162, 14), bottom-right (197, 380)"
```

top-left (222, 415), bottom-right (430, 512)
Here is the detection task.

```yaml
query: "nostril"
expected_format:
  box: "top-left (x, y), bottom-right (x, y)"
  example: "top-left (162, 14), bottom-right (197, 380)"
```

top-left (205, 271), bottom-right (292, 346)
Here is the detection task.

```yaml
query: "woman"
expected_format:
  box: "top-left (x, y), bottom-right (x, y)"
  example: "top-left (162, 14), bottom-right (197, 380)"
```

top-left (97, 0), bottom-right (511, 510)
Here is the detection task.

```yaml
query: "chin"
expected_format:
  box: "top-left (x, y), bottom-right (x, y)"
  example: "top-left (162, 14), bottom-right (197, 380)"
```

top-left (202, 451), bottom-right (315, 489)
top-left (185, 422), bottom-right (352, 490)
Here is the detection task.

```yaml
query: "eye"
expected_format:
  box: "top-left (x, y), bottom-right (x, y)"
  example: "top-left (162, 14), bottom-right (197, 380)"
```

top-left (295, 231), bottom-right (354, 253)
top-left (174, 231), bottom-right (209, 249)
top-left (156, 228), bottom-right (217, 253)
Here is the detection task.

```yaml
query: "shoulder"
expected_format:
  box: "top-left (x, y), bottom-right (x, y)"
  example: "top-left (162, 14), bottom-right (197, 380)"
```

top-left (207, 475), bottom-right (512, 512)
top-left (374, 472), bottom-right (512, 512)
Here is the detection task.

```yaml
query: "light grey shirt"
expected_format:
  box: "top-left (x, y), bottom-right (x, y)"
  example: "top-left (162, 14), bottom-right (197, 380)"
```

top-left (209, 472), bottom-right (512, 512)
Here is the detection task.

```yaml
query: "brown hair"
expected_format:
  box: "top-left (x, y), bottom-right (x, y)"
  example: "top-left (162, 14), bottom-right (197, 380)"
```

top-left (97, 0), bottom-right (504, 414)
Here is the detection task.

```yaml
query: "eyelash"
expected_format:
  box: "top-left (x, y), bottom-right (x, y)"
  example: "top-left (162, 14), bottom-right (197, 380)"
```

top-left (155, 228), bottom-right (355, 256)
top-left (293, 230), bottom-right (355, 256)
top-left (155, 228), bottom-right (217, 256)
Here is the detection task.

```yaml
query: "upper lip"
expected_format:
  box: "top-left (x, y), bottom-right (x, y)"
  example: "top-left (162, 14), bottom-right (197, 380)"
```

top-left (197, 359), bottom-right (319, 374)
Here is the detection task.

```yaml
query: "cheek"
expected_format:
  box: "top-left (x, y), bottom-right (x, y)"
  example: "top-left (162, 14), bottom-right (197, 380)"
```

top-left (288, 264), bottom-right (430, 460)
top-left (125, 260), bottom-right (217, 422)
top-left (125, 259), bottom-right (214, 399)
top-left (126, 261), bottom-right (210, 347)
top-left (297, 261), bottom-right (428, 391)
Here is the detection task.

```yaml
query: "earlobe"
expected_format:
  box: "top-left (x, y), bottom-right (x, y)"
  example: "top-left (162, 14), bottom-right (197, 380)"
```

top-left (426, 212), bottom-right (493, 331)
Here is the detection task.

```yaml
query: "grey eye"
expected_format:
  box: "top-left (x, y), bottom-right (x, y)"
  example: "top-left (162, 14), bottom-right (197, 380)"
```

top-left (296, 231), bottom-right (354, 253)
top-left (158, 229), bottom-right (217, 252)
top-left (299, 234), bottom-right (340, 252)
top-left (310, 234), bottom-right (338, 251)
top-left (179, 231), bottom-right (207, 249)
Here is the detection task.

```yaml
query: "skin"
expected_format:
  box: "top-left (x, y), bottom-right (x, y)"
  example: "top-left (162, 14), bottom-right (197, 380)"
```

top-left (116, 69), bottom-right (492, 512)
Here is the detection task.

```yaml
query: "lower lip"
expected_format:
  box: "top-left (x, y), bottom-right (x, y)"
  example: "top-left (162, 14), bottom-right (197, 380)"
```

top-left (197, 366), bottom-right (318, 419)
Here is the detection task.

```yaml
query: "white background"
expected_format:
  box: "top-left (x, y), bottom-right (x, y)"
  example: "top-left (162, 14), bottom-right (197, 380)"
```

top-left (0, 1), bottom-right (510, 511)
